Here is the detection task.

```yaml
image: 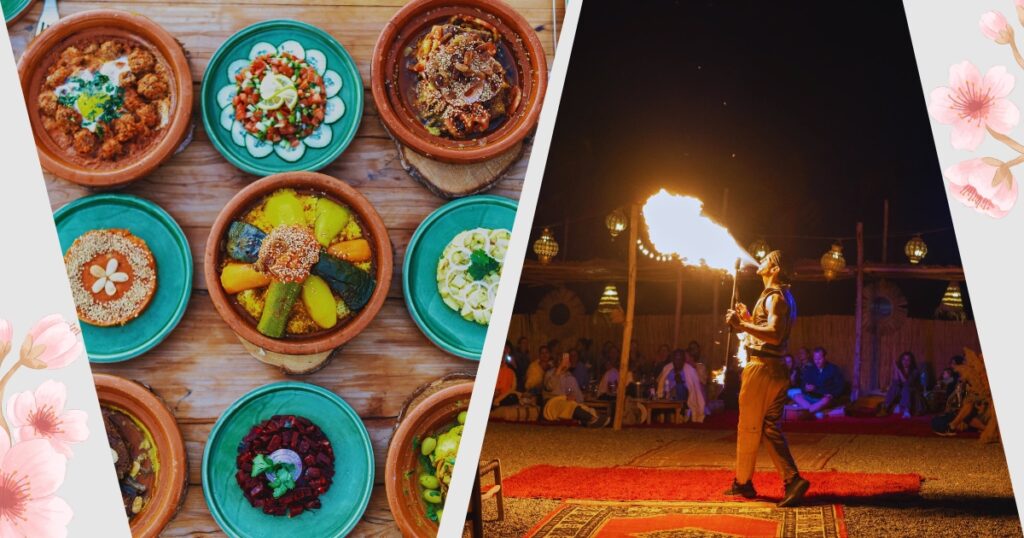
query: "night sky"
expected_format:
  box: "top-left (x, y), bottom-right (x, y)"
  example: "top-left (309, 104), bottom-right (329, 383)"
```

top-left (516, 0), bottom-right (973, 318)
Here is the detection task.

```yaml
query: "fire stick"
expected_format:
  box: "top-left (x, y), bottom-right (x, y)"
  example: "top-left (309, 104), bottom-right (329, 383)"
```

top-left (722, 257), bottom-right (741, 378)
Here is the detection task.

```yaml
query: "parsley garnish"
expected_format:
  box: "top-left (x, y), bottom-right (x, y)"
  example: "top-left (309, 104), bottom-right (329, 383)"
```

top-left (250, 454), bottom-right (297, 498)
top-left (467, 249), bottom-right (499, 280)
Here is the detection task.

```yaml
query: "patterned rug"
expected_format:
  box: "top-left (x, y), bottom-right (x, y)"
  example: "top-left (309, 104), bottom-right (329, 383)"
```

top-left (526, 500), bottom-right (847, 538)
top-left (627, 432), bottom-right (852, 471)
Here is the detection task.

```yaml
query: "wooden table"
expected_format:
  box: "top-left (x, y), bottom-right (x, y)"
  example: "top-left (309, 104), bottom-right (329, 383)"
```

top-left (640, 400), bottom-right (684, 425)
top-left (8, 1), bottom-right (564, 535)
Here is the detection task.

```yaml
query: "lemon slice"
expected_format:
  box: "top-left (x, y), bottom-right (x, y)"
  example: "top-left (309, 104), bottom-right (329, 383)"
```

top-left (257, 73), bottom-right (296, 111)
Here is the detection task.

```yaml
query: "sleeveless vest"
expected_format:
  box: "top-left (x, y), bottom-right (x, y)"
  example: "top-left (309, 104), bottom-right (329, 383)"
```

top-left (744, 285), bottom-right (796, 357)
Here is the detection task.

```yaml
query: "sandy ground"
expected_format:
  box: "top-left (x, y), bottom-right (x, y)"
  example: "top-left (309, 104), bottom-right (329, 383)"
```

top-left (478, 423), bottom-right (1020, 537)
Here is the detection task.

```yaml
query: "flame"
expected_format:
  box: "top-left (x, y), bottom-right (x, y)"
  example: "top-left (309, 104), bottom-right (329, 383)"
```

top-left (712, 367), bottom-right (725, 385)
top-left (642, 189), bottom-right (755, 272)
top-left (735, 332), bottom-right (749, 368)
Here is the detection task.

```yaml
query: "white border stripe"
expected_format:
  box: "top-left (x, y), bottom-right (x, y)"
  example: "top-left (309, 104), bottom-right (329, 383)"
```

top-left (437, 1), bottom-right (583, 535)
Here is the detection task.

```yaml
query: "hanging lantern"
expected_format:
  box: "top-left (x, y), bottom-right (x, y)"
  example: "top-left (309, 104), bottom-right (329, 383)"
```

top-left (533, 227), bottom-right (559, 265)
top-left (748, 238), bottom-right (770, 262)
top-left (820, 242), bottom-right (846, 280)
top-left (936, 281), bottom-right (966, 320)
top-left (941, 281), bottom-right (964, 309)
top-left (904, 234), bottom-right (928, 264)
top-left (598, 284), bottom-right (621, 313)
top-left (605, 208), bottom-right (628, 239)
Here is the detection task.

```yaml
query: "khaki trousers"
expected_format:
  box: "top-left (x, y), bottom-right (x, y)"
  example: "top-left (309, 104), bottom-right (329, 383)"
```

top-left (735, 355), bottom-right (799, 483)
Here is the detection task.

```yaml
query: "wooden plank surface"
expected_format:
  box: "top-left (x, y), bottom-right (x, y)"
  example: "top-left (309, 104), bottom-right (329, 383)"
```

top-left (8, 1), bottom-right (563, 535)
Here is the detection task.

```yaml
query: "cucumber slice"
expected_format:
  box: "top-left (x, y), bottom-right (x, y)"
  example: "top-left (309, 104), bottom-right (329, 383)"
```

top-left (324, 97), bottom-right (345, 124)
top-left (323, 70), bottom-right (343, 98)
top-left (257, 281), bottom-right (302, 338)
top-left (248, 42), bottom-right (276, 60)
top-left (220, 106), bottom-right (236, 131)
top-left (246, 134), bottom-right (274, 158)
top-left (227, 59), bottom-right (250, 83)
top-left (274, 141), bottom-right (306, 162)
top-left (277, 40), bottom-right (305, 60)
top-left (306, 49), bottom-right (327, 75)
top-left (231, 120), bottom-right (247, 147)
top-left (302, 123), bottom-right (333, 149)
top-left (217, 84), bottom-right (238, 109)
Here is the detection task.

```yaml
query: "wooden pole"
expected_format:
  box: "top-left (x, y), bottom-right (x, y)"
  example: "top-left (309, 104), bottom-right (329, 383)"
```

top-left (563, 217), bottom-right (570, 259)
top-left (613, 203), bottom-right (640, 430)
top-left (711, 188), bottom-right (729, 368)
top-left (882, 200), bottom-right (889, 263)
top-left (672, 265), bottom-right (683, 349)
top-left (722, 258), bottom-right (740, 380)
top-left (852, 222), bottom-right (864, 400)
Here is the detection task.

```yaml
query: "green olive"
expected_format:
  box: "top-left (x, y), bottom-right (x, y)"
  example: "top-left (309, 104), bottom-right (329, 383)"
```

top-left (457, 411), bottom-right (468, 424)
top-left (423, 489), bottom-right (443, 504)
top-left (420, 437), bottom-right (437, 456)
top-left (419, 474), bottom-right (440, 490)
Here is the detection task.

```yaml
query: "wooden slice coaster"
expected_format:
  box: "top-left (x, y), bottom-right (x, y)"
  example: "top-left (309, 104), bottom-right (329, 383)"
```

top-left (394, 139), bottom-right (525, 199)
top-left (237, 335), bottom-right (337, 375)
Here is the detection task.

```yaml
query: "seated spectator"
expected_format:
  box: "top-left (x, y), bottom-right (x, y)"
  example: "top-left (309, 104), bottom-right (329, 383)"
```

top-left (683, 350), bottom-right (707, 423)
top-left (514, 337), bottom-right (531, 391)
top-left (542, 353), bottom-right (608, 427)
top-left (657, 350), bottom-right (689, 402)
top-left (795, 347), bottom-right (811, 371)
top-left (878, 351), bottom-right (920, 418)
top-left (788, 347), bottom-right (844, 419)
top-left (524, 345), bottom-right (551, 396)
top-left (597, 361), bottom-right (633, 399)
top-left (494, 343), bottom-right (520, 407)
top-left (783, 353), bottom-right (800, 388)
top-left (570, 349), bottom-right (591, 392)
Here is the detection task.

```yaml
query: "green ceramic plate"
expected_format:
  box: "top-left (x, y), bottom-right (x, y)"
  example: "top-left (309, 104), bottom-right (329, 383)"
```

top-left (403, 195), bottom-right (518, 360)
top-left (2, 0), bottom-right (32, 24)
top-left (53, 194), bottom-right (192, 363)
top-left (202, 382), bottom-right (373, 538)
top-left (201, 19), bottom-right (363, 176)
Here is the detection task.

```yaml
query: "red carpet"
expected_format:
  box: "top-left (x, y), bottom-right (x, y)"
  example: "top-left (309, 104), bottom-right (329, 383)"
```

top-left (504, 465), bottom-right (921, 503)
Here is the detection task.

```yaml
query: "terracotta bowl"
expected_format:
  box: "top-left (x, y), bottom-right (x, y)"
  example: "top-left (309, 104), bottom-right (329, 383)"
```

top-left (93, 373), bottom-right (188, 538)
top-left (204, 171), bottom-right (393, 356)
top-left (385, 381), bottom-right (473, 537)
top-left (17, 9), bottom-right (193, 187)
top-left (371, 0), bottom-right (548, 164)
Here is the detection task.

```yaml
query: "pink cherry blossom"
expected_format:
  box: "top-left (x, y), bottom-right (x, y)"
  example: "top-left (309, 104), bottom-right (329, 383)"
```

top-left (980, 11), bottom-right (1012, 44)
top-left (0, 320), bottom-right (10, 359)
top-left (945, 158), bottom-right (1018, 218)
top-left (7, 381), bottom-right (88, 458)
top-left (929, 61), bottom-right (1019, 150)
top-left (21, 315), bottom-right (83, 370)
top-left (0, 429), bottom-right (72, 537)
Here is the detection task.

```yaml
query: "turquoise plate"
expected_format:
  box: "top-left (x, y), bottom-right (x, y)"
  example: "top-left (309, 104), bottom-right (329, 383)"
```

top-left (201, 19), bottom-right (363, 176)
top-left (2, 0), bottom-right (32, 24)
top-left (403, 195), bottom-right (518, 360)
top-left (202, 382), bottom-right (373, 538)
top-left (53, 194), bottom-right (192, 363)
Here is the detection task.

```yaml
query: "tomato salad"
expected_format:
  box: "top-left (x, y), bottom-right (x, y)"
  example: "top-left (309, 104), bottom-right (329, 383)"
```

top-left (233, 52), bottom-right (326, 147)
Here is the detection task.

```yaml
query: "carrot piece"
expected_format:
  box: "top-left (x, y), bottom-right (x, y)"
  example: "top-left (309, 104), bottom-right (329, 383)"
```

top-left (327, 239), bottom-right (372, 263)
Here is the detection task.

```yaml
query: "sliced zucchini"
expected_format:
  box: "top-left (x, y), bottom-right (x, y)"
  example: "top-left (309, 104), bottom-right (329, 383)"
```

top-left (217, 84), bottom-right (238, 109)
top-left (277, 40), bottom-right (306, 60)
top-left (274, 141), bottom-right (306, 162)
top-left (219, 105), bottom-right (236, 131)
top-left (226, 59), bottom-right (250, 83)
top-left (323, 70), bottom-right (343, 98)
top-left (324, 97), bottom-right (345, 124)
top-left (248, 42), bottom-right (276, 60)
top-left (302, 123), bottom-right (333, 149)
top-left (246, 134), bottom-right (274, 158)
top-left (306, 49), bottom-right (327, 75)
top-left (231, 120), bottom-right (247, 147)
top-left (257, 281), bottom-right (302, 338)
